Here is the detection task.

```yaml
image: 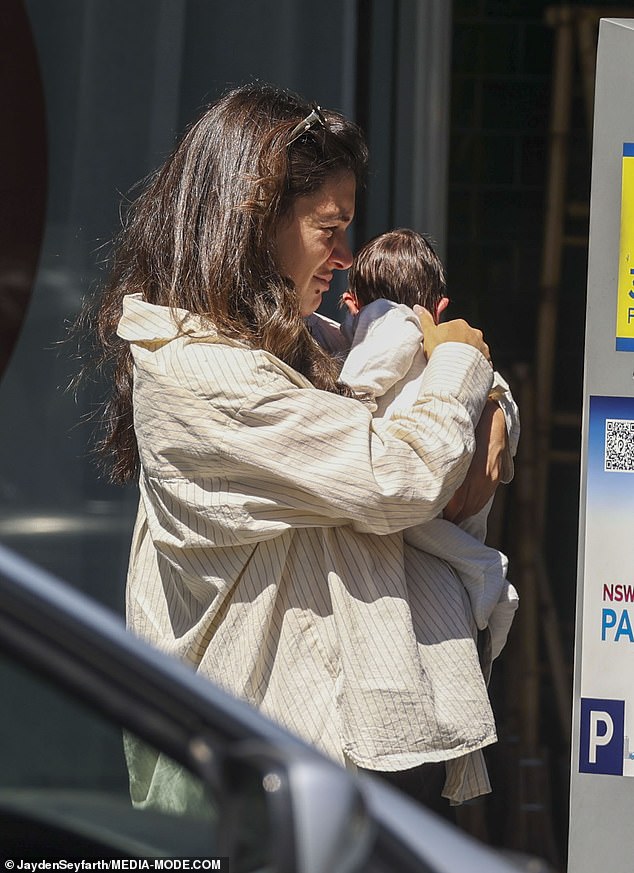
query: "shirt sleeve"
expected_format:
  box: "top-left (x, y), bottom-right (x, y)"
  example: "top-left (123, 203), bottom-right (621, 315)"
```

top-left (222, 342), bottom-right (494, 536)
top-left (134, 335), bottom-right (493, 541)
top-left (338, 301), bottom-right (423, 407)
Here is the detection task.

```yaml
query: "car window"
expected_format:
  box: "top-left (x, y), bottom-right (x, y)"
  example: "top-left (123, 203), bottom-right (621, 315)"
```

top-left (0, 652), bottom-right (271, 869)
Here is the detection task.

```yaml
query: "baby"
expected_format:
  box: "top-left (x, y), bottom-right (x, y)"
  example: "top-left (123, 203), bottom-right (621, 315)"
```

top-left (339, 228), bottom-right (519, 667)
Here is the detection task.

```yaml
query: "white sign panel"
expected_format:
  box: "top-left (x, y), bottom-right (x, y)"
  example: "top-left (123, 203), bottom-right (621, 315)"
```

top-left (579, 396), bottom-right (634, 776)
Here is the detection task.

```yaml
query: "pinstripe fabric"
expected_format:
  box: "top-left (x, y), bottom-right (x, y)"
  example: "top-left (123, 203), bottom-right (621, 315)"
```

top-left (119, 294), bottom-right (498, 802)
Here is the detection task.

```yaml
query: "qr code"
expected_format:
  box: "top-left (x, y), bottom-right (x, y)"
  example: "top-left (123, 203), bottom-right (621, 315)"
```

top-left (605, 418), bottom-right (634, 472)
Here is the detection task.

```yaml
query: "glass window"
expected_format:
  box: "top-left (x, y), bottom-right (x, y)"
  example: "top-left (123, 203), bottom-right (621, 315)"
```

top-left (0, 652), bottom-right (272, 869)
top-left (0, 653), bottom-right (218, 859)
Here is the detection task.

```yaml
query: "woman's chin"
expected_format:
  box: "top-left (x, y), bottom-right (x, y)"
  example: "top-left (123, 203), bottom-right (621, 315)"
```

top-left (301, 293), bottom-right (324, 317)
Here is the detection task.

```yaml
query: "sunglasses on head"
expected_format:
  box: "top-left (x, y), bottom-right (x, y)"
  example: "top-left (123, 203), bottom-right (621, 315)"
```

top-left (287, 106), bottom-right (327, 147)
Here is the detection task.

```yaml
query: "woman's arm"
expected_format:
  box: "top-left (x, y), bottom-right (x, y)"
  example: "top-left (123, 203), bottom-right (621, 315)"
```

top-left (135, 338), bottom-right (494, 541)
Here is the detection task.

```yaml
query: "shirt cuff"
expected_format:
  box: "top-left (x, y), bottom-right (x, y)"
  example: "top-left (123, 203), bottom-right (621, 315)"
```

top-left (421, 343), bottom-right (494, 427)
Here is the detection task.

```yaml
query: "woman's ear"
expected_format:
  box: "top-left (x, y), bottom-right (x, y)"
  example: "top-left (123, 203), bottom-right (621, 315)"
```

top-left (341, 290), bottom-right (360, 316)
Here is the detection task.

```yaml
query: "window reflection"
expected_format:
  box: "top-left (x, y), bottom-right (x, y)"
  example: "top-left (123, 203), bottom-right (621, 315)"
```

top-left (0, 650), bottom-right (277, 870)
top-left (0, 654), bottom-right (219, 859)
top-left (0, 0), bottom-right (47, 381)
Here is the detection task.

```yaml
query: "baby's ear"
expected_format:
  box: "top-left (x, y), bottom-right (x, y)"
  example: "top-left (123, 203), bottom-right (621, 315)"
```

top-left (434, 296), bottom-right (450, 324)
top-left (341, 290), bottom-right (360, 316)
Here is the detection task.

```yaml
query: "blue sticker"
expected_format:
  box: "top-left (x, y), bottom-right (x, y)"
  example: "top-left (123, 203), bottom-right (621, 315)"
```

top-left (579, 698), bottom-right (625, 775)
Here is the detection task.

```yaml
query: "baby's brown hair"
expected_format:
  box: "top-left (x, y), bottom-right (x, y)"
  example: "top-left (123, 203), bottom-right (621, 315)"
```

top-left (348, 228), bottom-right (445, 312)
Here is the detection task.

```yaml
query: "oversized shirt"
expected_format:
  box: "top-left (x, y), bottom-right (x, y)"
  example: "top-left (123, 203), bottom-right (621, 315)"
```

top-left (118, 294), bottom-right (498, 803)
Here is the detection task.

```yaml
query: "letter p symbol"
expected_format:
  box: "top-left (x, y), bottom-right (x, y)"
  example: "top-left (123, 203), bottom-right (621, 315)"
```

top-left (580, 698), bottom-right (624, 775)
top-left (589, 711), bottom-right (613, 763)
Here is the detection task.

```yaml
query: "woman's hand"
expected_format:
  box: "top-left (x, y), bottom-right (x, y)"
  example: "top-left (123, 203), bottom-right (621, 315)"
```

top-left (443, 399), bottom-right (508, 524)
top-left (415, 306), bottom-right (491, 363)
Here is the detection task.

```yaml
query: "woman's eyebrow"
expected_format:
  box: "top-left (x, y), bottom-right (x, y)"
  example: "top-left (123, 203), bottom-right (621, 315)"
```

top-left (318, 209), bottom-right (353, 223)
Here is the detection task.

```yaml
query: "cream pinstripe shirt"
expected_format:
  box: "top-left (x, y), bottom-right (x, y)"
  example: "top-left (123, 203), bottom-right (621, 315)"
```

top-left (119, 294), bottom-right (498, 803)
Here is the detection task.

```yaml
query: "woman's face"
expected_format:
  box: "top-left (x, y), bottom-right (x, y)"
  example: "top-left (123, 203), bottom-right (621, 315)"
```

top-left (275, 171), bottom-right (356, 317)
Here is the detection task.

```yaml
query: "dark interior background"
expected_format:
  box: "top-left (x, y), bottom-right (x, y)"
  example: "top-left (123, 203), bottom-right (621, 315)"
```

top-left (444, 2), bottom-right (631, 868)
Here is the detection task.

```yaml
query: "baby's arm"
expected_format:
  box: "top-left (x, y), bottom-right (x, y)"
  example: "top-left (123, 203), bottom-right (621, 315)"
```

top-left (443, 373), bottom-right (520, 526)
top-left (339, 300), bottom-right (423, 409)
top-left (488, 370), bottom-right (520, 484)
top-left (457, 372), bottom-right (520, 539)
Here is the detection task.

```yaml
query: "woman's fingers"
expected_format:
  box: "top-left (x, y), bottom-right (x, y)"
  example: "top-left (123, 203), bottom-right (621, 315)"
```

top-left (414, 305), bottom-right (491, 362)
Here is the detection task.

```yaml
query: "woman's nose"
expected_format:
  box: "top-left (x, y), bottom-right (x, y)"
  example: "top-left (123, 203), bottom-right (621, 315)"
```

top-left (329, 234), bottom-right (353, 271)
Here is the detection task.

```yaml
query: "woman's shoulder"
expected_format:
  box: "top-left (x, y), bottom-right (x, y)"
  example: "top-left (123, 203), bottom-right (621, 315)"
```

top-left (119, 295), bottom-right (317, 403)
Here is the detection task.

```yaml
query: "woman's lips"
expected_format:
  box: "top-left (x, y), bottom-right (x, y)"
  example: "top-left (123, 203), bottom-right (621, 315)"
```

top-left (315, 274), bottom-right (333, 289)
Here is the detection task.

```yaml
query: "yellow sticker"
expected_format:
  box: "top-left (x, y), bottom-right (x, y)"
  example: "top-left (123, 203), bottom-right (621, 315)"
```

top-left (616, 144), bottom-right (634, 351)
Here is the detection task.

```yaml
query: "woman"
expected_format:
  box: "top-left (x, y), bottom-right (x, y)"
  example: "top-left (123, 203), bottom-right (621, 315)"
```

top-left (90, 83), bottom-right (510, 810)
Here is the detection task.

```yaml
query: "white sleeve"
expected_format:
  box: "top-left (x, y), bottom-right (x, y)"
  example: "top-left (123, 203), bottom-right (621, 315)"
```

top-left (339, 300), bottom-right (424, 407)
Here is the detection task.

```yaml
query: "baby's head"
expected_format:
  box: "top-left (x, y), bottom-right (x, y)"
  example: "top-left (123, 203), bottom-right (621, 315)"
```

top-left (344, 228), bottom-right (446, 318)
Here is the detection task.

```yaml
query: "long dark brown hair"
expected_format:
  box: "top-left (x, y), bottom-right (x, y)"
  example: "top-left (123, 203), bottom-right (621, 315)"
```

top-left (81, 83), bottom-right (368, 483)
